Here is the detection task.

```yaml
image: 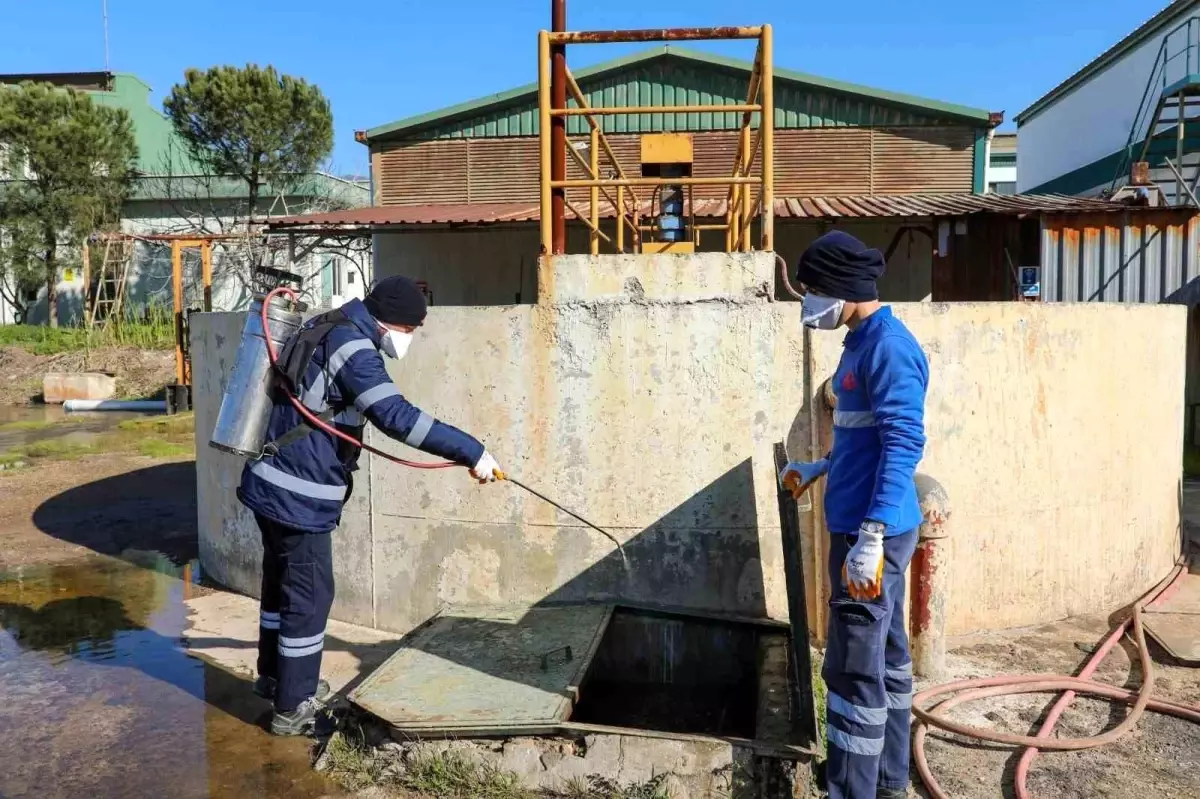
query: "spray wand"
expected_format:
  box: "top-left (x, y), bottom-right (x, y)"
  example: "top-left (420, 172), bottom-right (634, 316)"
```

top-left (260, 287), bottom-right (627, 565)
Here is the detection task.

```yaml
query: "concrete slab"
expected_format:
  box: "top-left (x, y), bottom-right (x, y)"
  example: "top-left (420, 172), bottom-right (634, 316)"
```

top-left (43, 372), bottom-right (116, 403)
top-left (181, 590), bottom-right (401, 696)
top-left (1144, 571), bottom-right (1200, 663)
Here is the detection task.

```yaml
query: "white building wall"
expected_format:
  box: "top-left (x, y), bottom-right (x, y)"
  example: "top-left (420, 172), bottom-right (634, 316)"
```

top-left (1018, 3), bottom-right (1200, 193)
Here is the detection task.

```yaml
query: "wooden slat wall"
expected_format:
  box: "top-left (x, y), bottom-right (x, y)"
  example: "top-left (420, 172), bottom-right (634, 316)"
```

top-left (873, 127), bottom-right (974, 194)
top-left (374, 126), bottom-right (977, 206)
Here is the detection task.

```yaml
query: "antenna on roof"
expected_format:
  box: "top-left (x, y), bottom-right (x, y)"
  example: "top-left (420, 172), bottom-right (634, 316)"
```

top-left (102, 0), bottom-right (110, 73)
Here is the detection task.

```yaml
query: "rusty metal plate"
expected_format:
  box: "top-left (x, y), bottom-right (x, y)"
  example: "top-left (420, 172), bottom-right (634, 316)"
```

top-left (349, 604), bottom-right (613, 731)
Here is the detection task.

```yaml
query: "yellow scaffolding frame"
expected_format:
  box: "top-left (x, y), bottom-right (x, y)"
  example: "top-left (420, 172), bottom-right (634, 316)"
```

top-left (538, 24), bottom-right (774, 255)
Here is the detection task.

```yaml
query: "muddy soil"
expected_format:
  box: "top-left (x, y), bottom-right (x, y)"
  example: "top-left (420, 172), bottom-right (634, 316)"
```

top-left (0, 345), bottom-right (175, 405)
top-left (916, 613), bottom-right (1200, 798)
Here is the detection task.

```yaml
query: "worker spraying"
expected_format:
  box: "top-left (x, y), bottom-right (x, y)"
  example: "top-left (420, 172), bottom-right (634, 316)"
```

top-left (779, 231), bottom-right (928, 799)
top-left (230, 276), bottom-right (502, 737)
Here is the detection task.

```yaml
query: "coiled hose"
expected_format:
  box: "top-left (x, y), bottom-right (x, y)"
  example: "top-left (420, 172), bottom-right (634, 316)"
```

top-left (913, 560), bottom-right (1200, 799)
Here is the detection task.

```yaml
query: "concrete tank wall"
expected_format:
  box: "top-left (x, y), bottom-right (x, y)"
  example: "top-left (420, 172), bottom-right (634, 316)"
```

top-left (191, 252), bottom-right (1184, 638)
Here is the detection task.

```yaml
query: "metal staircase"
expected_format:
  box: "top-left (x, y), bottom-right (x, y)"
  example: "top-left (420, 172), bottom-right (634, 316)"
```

top-left (1112, 17), bottom-right (1200, 205)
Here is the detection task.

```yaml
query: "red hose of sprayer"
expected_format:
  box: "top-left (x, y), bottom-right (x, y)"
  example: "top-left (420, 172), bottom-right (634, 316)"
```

top-left (912, 561), bottom-right (1200, 799)
top-left (261, 287), bottom-right (457, 470)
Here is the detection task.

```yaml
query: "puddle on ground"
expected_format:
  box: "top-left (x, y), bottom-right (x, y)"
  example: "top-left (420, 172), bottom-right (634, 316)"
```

top-left (0, 554), bottom-right (343, 798)
top-left (0, 405), bottom-right (157, 455)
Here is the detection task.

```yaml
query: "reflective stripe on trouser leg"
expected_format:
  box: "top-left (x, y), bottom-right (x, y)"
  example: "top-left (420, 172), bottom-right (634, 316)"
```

top-left (275, 527), bottom-right (336, 712)
top-left (879, 529), bottom-right (918, 792)
top-left (823, 533), bottom-right (887, 799)
top-left (256, 514), bottom-right (284, 682)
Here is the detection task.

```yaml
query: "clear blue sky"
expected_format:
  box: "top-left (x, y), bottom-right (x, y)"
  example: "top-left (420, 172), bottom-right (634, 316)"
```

top-left (0, 0), bottom-right (1167, 176)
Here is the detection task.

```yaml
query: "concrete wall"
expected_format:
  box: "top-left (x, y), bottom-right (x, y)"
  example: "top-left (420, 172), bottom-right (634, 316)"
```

top-left (799, 302), bottom-right (1185, 634)
top-left (192, 253), bottom-right (1184, 638)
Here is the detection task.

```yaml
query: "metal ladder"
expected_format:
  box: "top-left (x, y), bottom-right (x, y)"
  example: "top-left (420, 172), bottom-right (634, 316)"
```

top-left (1111, 17), bottom-right (1200, 205)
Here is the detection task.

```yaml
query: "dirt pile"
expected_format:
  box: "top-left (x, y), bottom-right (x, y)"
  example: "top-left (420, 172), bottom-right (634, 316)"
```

top-left (0, 346), bottom-right (175, 405)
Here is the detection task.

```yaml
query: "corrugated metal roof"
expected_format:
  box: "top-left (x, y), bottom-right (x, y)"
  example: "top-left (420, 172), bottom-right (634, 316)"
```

top-left (270, 194), bottom-right (1147, 232)
top-left (364, 46), bottom-right (991, 143)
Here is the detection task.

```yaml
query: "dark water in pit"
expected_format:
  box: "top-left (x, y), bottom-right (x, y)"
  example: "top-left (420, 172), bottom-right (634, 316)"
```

top-left (0, 554), bottom-right (343, 798)
top-left (0, 405), bottom-right (156, 455)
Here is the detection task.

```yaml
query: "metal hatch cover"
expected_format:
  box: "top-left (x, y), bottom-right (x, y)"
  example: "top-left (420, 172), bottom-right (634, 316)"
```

top-left (349, 603), bottom-right (614, 733)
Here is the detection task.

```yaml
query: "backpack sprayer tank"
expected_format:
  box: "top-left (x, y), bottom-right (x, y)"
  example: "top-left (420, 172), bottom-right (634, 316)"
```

top-left (209, 293), bottom-right (304, 458)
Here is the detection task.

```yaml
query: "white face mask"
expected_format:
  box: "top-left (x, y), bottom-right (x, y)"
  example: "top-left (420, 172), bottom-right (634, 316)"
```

top-left (379, 328), bottom-right (413, 360)
top-left (801, 294), bottom-right (845, 330)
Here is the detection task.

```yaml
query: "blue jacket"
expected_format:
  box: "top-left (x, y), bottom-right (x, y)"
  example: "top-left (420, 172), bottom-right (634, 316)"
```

top-left (825, 306), bottom-right (928, 536)
top-left (239, 298), bottom-right (484, 533)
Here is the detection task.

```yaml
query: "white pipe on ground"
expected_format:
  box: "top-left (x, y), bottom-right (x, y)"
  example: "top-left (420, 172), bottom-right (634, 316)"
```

top-left (63, 400), bottom-right (168, 413)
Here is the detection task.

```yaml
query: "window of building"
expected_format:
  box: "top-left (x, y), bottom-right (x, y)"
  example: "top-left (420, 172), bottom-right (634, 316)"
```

top-left (989, 181), bottom-right (1017, 195)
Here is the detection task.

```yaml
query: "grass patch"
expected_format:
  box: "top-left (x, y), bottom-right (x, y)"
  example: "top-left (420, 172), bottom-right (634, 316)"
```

top-left (562, 775), bottom-right (673, 799)
top-left (119, 411), bottom-right (194, 435)
top-left (1186, 446), bottom-right (1200, 479)
top-left (137, 438), bottom-right (193, 458)
top-left (0, 419), bottom-right (55, 432)
top-left (0, 305), bottom-right (174, 355)
top-left (20, 439), bottom-right (97, 460)
top-left (404, 752), bottom-right (533, 799)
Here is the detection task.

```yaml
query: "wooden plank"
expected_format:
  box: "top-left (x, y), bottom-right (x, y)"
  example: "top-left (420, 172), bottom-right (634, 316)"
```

top-left (773, 441), bottom-right (819, 748)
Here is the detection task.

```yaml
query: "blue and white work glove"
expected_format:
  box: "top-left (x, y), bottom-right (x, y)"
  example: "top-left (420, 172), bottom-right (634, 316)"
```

top-left (843, 521), bottom-right (886, 601)
top-left (778, 458), bottom-right (829, 499)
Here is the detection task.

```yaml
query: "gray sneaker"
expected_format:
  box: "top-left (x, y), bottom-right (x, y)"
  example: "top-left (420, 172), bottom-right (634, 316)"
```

top-left (270, 696), bottom-right (336, 737)
top-left (253, 676), bottom-right (331, 703)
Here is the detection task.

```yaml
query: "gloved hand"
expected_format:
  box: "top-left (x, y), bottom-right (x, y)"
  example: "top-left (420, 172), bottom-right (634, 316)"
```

top-left (470, 451), bottom-right (501, 484)
top-left (777, 458), bottom-right (829, 499)
top-left (842, 521), bottom-right (886, 600)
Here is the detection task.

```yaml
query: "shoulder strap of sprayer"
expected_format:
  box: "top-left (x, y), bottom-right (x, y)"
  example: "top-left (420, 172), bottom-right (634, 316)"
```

top-left (262, 308), bottom-right (353, 458)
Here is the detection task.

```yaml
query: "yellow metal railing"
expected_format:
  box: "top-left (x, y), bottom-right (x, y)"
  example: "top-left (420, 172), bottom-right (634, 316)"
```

top-left (537, 25), bottom-right (774, 255)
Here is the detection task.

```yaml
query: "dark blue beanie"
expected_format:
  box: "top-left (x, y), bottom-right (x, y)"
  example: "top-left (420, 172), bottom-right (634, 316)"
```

top-left (364, 276), bottom-right (427, 326)
top-left (795, 230), bottom-right (886, 302)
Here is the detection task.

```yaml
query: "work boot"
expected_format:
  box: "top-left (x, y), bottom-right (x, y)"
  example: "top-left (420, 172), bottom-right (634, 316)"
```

top-left (270, 696), bottom-right (336, 737)
top-left (253, 676), bottom-right (331, 703)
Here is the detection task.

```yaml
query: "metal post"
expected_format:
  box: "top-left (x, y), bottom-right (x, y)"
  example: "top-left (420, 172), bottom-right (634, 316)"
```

top-left (171, 240), bottom-right (186, 386)
top-left (589, 126), bottom-right (600, 254)
top-left (760, 24), bottom-right (774, 251)
top-left (1179, 92), bottom-right (1187, 206)
top-left (740, 124), bottom-right (752, 252)
top-left (538, 30), bottom-right (552, 252)
top-left (201, 241), bottom-right (213, 312)
top-left (911, 473), bottom-right (951, 679)
top-left (616, 186), bottom-right (625, 252)
top-left (551, 0), bottom-right (567, 254)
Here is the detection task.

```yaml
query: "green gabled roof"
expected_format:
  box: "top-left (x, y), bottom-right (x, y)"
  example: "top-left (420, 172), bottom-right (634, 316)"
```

top-left (363, 45), bottom-right (991, 143)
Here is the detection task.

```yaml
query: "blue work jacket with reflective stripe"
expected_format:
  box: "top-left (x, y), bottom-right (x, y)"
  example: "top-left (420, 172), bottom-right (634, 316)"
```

top-left (825, 306), bottom-right (928, 536)
top-left (238, 298), bottom-right (485, 533)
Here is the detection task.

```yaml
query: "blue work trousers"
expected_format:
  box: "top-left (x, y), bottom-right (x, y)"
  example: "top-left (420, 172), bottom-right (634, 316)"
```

top-left (823, 529), bottom-right (918, 799)
top-left (255, 515), bottom-right (335, 712)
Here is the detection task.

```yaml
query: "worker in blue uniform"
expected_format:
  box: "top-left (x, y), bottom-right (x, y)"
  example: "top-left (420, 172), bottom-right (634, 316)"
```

top-left (780, 231), bottom-right (929, 799)
top-left (238, 275), bottom-right (502, 736)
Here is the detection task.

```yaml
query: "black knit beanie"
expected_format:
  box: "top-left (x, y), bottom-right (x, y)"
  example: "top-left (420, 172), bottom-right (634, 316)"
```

top-left (795, 231), bottom-right (886, 302)
top-left (363, 276), bottom-right (427, 327)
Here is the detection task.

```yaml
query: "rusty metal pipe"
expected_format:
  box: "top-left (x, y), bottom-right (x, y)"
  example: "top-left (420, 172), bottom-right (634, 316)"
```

top-left (550, 0), bottom-right (567, 255)
top-left (548, 26), bottom-right (763, 44)
top-left (910, 474), bottom-right (950, 679)
top-left (554, 175), bottom-right (760, 188)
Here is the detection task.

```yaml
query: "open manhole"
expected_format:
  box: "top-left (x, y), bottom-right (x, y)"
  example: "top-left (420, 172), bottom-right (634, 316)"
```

top-left (349, 602), bottom-right (805, 748)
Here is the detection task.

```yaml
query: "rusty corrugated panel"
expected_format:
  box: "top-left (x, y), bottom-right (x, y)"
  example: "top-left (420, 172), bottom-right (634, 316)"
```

top-left (871, 127), bottom-right (974, 194)
top-left (776, 128), bottom-right (872, 195)
top-left (376, 140), bottom-right (468, 206)
top-left (693, 131), bottom-right (758, 200)
top-left (468, 138), bottom-right (540, 204)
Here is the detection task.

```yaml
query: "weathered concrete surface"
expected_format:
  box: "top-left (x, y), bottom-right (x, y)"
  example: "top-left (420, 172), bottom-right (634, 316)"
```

top-left (800, 302), bottom-right (1185, 635)
top-left (182, 590), bottom-right (399, 695)
top-left (192, 255), bottom-right (1185, 639)
top-left (42, 371), bottom-right (116, 403)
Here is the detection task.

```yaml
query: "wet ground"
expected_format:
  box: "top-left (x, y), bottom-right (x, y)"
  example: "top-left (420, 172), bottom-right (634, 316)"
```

top-left (0, 554), bottom-right (345, 799)
top-left (0, 404), bottom-right (153, 455)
